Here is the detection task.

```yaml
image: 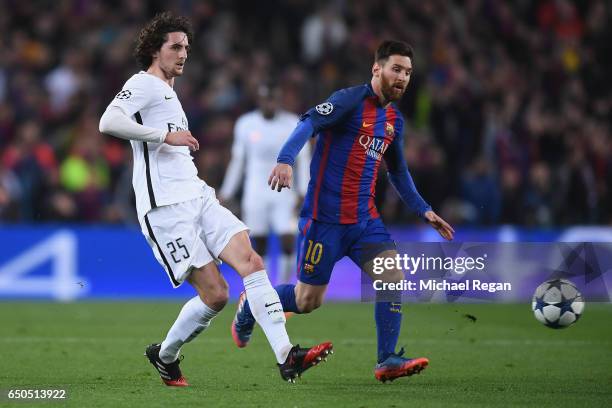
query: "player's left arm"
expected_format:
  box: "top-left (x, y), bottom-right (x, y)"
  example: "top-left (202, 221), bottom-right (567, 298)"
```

top-left (384, 128), bottom-right (455, 241)
top-left (269, 119), bottom-right (314, 191)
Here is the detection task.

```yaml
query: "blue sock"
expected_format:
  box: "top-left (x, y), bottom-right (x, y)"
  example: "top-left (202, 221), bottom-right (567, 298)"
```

top-left (375, 301), bottom-right (402, 363)
top-left (242, 284), bottom-right (300, 319)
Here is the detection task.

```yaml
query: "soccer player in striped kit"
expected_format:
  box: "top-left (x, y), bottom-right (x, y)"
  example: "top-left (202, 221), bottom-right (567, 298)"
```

top-left (232, 40), bottom-right (454, 382)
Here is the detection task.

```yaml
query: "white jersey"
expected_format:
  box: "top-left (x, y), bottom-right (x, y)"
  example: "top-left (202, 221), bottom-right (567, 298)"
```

top-left (220, 110), bottom-right (310, 201)
top-left (107, 72), bottom-right (206, 220)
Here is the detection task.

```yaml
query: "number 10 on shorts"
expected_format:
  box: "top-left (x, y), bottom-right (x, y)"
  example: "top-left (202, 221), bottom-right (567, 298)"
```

top-left (304, 240), bottom-right (323, 265)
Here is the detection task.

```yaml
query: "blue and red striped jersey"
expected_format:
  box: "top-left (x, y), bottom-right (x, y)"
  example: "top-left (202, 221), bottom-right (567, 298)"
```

top-left (299, 83), bottom-right (407, 224)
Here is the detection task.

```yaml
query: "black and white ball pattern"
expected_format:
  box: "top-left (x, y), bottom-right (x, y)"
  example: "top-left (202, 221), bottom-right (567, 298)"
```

top-left (115, 90), bottom-right (132, 100)
top-left (315, 102), bottom-right (333, 115)
top-left (532, 279), bottom-right (584, 329)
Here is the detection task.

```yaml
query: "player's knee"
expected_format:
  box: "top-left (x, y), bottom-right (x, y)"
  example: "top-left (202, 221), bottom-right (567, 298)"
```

top-left (296, 293), bottom-right (322, 313)
top-left (239, 250), bottom-right (265, 275)
top-left (200, 284), bottom-right (229, 311)
top-left (249, 250), bottom-right (265, 271)
top-left (194, 276), bottom-right (229, 311)
top-left (213, 285), bottom-right (229, 309)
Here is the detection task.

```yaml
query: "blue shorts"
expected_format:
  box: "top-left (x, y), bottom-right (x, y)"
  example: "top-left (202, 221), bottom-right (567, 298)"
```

top-left (296, 217), bottom-right (396, 285)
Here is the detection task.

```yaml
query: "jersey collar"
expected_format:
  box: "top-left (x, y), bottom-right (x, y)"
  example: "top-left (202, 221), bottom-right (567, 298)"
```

top-left (365, 82), bottom-right (395, 109)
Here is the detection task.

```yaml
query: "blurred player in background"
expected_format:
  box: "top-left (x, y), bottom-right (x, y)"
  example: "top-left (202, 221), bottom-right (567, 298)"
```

top-left (219, 82), bottom-right (310, 284)
top-left (233, 40), bottom-right (454, 382)
top-left (99, 12), bottom-right (332, 387)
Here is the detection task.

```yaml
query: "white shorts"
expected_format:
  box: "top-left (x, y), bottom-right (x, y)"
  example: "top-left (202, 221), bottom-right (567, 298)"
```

top-left (140, 188), bottom-right (248, 288)
top-left (242, 191), bottom-right (297, 236)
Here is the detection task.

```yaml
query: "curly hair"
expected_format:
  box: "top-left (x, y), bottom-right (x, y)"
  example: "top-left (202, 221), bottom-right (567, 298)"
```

top-left (134, 12), bottom-right (194, 70)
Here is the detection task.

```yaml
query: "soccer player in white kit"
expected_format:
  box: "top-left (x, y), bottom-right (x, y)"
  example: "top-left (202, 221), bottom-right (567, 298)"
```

top-left (220, 83), bottom-right (310, 284)
top-left (98, 12), bottom-right (331, 386)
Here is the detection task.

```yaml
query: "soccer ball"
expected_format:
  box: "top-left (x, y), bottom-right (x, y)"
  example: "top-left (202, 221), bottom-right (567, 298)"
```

top-left (532, 279), bottom-right (584, 329)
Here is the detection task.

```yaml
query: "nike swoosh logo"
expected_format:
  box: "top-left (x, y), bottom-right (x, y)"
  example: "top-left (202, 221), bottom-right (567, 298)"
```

top-left (264, 302), bottom-right (281, 307)
top-left (362, 121), bottom-right (373, 127)
top-left (164, 96), bottom-right (174, 100)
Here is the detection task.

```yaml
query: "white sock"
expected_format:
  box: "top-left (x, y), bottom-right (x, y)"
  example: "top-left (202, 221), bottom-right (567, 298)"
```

top-left (278, 253), bottom-right (294, 284)
top-left (159, 296), bottom-right (218, 363)
top-left (243, 270), bottom-right (292, 363)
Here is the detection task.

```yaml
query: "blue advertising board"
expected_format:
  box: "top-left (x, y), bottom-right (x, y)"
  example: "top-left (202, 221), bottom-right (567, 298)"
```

top-left (1, 225), bottom-right (611, 301)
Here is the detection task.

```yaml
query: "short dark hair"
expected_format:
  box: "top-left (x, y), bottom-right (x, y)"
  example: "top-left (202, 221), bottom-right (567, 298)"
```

top-left (134, 12), bottom-right (194, 70)
top-left (375, 40), bottom-right (414, 64)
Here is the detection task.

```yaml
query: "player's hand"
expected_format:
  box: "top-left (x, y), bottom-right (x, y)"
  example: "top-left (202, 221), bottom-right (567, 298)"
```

top-left (164, 130), bottom-right (199, 151)
top-left (424, 210), bottom-right (455, 241)
top-left (268, 163), bottom-right (293, 192)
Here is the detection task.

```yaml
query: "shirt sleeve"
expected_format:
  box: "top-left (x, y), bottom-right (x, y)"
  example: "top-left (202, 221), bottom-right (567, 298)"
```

top-left (384, 125), bottom-right (432, 218)
top-left (99, 106), bottom-right (166, 143)
top-left (108, 75), bottom-right (154, 117)
top-left (300, 87), bottom-right (363, 132)
top-left (278, 86), bottom-right (365, 165)
top-left (219, 119), bottom-right (247, 200)
top-left (277, 118), bottom-right (315, 166)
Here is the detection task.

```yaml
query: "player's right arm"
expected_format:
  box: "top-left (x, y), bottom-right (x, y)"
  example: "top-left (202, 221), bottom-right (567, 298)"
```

top-left (270, 87), bottom-right (363, 191)
top-left (269, 119), bottom-right (314, 192)
top-left (99, 107), bottom-right (198, 150)
top-left (99, 77), bottom-right (198, 150)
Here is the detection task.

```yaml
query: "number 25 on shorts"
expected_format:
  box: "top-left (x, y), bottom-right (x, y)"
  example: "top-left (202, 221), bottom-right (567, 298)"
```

top-left (304, 240), bottom-right (323, 265)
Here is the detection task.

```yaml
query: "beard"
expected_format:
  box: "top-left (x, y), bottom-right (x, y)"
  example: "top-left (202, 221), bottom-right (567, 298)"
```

top-left (380, 72), bottom-right (407, 102)
top-left (172, 64), bottom-right (184, 77)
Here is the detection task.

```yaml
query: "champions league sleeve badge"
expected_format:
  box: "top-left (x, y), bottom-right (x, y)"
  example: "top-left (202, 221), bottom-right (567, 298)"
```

top-left (115, 90), bottom-right (132, 100)
top-left (315, 102), bottom-right (334, 115)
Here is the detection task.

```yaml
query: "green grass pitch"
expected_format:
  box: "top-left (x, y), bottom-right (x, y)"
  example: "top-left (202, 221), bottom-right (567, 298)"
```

top-left (1, 302), bottom-right (611, 407)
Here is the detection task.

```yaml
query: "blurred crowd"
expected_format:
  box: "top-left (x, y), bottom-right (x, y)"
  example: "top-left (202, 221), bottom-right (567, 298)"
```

top-left (0, 0), bottom-right (610, 226)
